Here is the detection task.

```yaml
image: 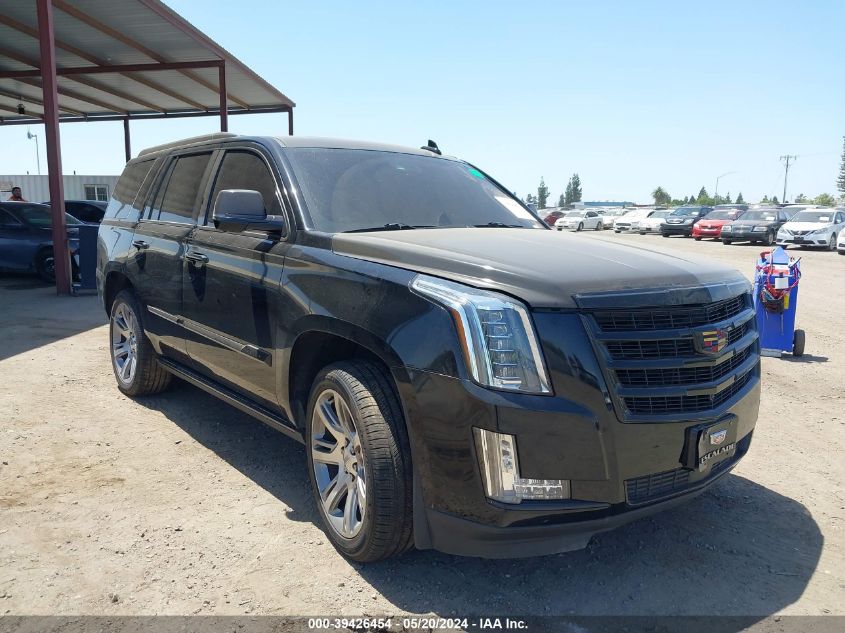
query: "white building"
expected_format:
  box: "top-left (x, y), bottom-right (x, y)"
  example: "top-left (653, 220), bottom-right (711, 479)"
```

top-left (0, 174), bottom-right (120, 203)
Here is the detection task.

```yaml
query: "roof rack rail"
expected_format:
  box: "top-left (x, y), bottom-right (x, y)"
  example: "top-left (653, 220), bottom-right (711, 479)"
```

top-left (138, 132), bottom-right (237, 156)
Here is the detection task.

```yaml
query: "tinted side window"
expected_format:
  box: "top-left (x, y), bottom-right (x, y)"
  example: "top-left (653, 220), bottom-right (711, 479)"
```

top-left (106, 158), bottom-right (158, 221)
top-left (0, 208), bottom-right (22, 226)
top-left (207, 150), bottom-right (282, 222)
top-left (155, 153), bottom-right (212, 223)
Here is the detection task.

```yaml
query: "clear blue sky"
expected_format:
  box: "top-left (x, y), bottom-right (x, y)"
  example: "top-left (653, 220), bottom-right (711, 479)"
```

top-left (2, 0), bottom-right (843, 204)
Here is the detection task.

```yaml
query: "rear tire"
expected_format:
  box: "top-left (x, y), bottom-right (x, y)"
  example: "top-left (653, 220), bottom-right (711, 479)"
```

top-left (793, 329), bottom-right (806, 357)
top-left (109, 290), bottom-right (172, 396)
top-left (35, 248), bottom-right (56, 283)
top-left (306, 360), bottom-right (413, 563)
top-left (595, 222), bottom-right (603, 231)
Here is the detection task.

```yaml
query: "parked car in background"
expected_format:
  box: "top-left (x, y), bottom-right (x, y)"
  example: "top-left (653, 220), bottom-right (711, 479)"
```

top-left (599, 208), bottom-right (627, 230)
top-left (692, 207), bottom-right (747, 240)
top-left (661, 206), bottom-right (712, 237)
top-left (543, 209), bottom-right (565, 227)
top-left (66, 200), bottom-right (108, 224)
top-left (613, 208), bottom-right (655, 233)
top-left (777, 208), bottom-right (845, 250)
top-left (838, 225), bottom-right (845, 255)
top-left (637, 209), bottom-right (672, 234)
top-left (555, 209), bottom-right (604, 231)
top-left (720, 207), bottom-right (790, 245)
top-left (42, 200), bottom-right (109, 224)
top-left (0, 201), bottom-right (81, 282)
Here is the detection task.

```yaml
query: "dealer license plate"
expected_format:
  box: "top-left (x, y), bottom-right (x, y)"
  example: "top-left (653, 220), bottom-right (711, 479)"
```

top-left (681, 416), bottom-right (738, 472)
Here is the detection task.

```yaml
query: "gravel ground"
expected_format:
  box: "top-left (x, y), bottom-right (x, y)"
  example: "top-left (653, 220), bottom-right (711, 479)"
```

top-left (0, 233), bottom-right (843, 618)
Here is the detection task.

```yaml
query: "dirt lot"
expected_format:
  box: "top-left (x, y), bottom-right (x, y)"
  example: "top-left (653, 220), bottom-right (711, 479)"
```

top-left (1, 234), bottom-right (843, 618)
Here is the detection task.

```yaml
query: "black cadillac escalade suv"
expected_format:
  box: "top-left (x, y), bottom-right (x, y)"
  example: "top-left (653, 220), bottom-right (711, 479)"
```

top-left (97, 134), bottom-right (760, 562)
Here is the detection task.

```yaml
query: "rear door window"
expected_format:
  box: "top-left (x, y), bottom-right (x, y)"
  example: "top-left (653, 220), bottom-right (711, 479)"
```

top-left (152, 153), bottom-right (213, 224)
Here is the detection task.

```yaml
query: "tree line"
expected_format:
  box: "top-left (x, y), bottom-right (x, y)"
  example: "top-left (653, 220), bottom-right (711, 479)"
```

top-left (523, 174), bottom-right (582, 209)
top-left (522, 138), bottom-right (845, 211)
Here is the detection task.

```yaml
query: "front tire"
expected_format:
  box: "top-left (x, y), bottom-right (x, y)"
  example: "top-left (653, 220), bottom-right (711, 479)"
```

top-left (828, 234), bottom-right (837, 251)
top-left (306, 361), bottom-right (413, 562)
top-left (722, 239), bottom-right (732, 245)
top-left (793, 329), bottom-right (806, 357)
top-left (109, 290), bottom-right (171, 396)
top-left (577, 222), bottom-right (584, 232)
top-left (662, 233), bottom-right (670, 238)
top-left (694, 236), bottom-right (702, 241)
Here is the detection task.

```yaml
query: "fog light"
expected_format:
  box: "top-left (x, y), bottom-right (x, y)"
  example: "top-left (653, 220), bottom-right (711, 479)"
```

top-left (473, 428), bottom-right (570, 503)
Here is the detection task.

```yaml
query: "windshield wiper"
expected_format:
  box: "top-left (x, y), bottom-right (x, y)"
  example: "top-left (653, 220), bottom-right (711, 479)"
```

top-left (473, 222), bottom-right (524, 228)
top-left (344, 223), bottom-right (434, 233)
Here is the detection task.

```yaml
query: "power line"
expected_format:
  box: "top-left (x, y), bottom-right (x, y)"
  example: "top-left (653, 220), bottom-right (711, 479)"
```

top-left (779, 154), bottom-right (797, 202)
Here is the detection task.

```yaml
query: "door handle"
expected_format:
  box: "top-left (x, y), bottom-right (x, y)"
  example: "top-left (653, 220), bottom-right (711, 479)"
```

top-left (185, 251), bottom-right (209, 267)
top-left (131, 239), bottom-right (149, 250)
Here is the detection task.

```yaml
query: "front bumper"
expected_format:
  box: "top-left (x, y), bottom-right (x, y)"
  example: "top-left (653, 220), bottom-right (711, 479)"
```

top-left (403, 309), bottom-right (760, 558)
top-left (722, 228), bottom-right (768, 242)
top-left (777, 234), bottom-right (830, 247)
top-left (662, 223), bottom-right (694, 235)
top-left (693, 227), bottom-right (721, 237)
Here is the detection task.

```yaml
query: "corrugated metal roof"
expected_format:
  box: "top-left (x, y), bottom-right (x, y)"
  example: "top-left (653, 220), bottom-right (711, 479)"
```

top-left (0, 0), bottom-right (294, 123)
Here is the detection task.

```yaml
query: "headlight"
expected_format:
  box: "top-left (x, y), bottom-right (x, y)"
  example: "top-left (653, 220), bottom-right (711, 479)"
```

top-left (411, 275), bottom-right (551, 394)
top-left (683, 218), bottom-right (694, 224)
top-left (722, 225), bottom-right (732, 232)
top-left (807, 227), bottom-right (829, 236)
top-left (753, 226), bottom-right (770, 231)
top-left (779, 228), bottom-right (791, 236)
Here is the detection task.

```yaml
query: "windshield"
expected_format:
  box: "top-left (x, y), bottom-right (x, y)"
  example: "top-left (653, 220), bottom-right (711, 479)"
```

top-left (285, 148), bottom-right (543, 232)
top-left (14, 204), bottom-right (82, 227)
top-left (790, 211), bottom-right (834, 223)
top-left (705, 210), bottom-right (742, 220)
top-left (649, 210), bottom-right (671, 219)
top-left (671, 207), bottom-right (702, 217)
top-left (565, 211), bottom-right (585, 217)
top-left (742, 210), bottom-right (778, 221)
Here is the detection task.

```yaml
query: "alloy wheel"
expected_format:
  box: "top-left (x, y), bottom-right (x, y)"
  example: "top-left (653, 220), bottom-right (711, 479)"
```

top-left (311, 389), bottom-right (366, 539)
top-left (111, 303), bottom-right (139, 385)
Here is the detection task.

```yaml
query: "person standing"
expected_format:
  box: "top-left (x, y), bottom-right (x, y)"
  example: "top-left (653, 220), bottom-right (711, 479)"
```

top-left (8, 186), bottom-right (26, 201)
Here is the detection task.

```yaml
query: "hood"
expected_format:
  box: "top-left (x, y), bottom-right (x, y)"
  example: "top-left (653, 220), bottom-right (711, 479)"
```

top-left (332, 228), bottom-right (745, 309)
top-left (698, 219), bottom-right (731, 227)
top-left (731, 218), bottom-right (778, 227)
top-left (782, 221), bottom-right (833, 232)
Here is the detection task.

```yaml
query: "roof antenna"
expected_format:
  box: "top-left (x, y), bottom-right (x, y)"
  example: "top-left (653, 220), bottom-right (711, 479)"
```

top-left (421, 139), bottom-right (441, 155)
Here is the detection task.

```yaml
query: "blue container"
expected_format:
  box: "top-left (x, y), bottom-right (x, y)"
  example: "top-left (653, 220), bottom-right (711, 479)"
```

top-left (76, 223), bottom-right (99, 291)
top-left (752, 246), bottom-right (803, 356)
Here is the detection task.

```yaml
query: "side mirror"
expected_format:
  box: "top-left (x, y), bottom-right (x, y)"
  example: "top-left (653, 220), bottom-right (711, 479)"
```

top-left (212, 189), bottom-right (286, 235)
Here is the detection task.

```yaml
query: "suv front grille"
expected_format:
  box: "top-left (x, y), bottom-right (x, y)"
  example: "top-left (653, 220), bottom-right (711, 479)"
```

top-left (623, 368), bottom-right (754, 415)
top-left (594, 295), bottom-right (746, 331)
top-left (606, 321), bottom-right (749, 360)
top-left (586, 291), bottom-right (758, 420)
top-left (616, 346), bottom-right (753, 387)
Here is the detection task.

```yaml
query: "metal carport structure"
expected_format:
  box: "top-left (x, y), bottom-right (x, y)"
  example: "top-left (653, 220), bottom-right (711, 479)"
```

top-left (0, 0), bottom-right (295, 294)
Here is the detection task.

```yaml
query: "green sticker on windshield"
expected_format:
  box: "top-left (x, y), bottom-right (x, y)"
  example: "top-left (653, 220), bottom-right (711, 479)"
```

top-left (467, 167), bottom-right (485, 179)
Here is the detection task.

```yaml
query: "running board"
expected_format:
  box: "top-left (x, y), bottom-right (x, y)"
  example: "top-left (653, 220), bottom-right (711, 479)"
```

top-left (157, 357), bottom-right (304, 444)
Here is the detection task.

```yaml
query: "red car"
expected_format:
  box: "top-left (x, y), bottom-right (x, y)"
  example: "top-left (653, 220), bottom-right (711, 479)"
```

top-left (543, 210), bottom-right (565, 226)
top-left (692, 206), bottom-right (748, 240)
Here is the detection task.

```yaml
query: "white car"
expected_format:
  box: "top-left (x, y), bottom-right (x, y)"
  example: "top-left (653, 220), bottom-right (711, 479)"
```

top-left (614, 208), bottom-right (658, 233)
top-left (777, 208), bottom-right (845, 250)
top-left (637, 209), bottom-right (673, 234)
top-left (600, 208), bottom-right (627, 229)
top-left (555, 210), bottom-right (604, 231)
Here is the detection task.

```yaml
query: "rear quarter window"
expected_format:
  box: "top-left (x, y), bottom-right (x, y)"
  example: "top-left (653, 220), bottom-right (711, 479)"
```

top-left (105, 158), bottom-right (159, 221)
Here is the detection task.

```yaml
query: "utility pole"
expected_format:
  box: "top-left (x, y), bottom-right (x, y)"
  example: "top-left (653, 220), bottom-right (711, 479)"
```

top-left (780, 155), bottom-right (797, 203)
